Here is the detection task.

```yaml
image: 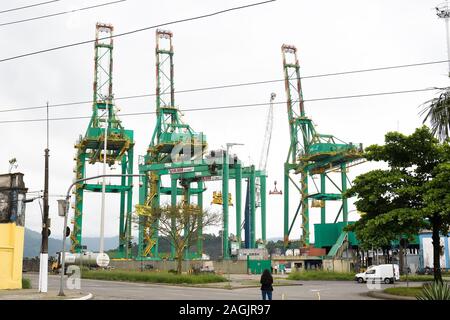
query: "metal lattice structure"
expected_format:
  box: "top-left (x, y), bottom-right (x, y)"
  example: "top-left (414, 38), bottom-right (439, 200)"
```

top-left (137, 30), bottom-right (266, 261)
top-left (138, 29), bottom-right (208, 260)
top-left (71, 23), bottom-right (134, 258)
top-left (281, 44), bottom-right (364, 252)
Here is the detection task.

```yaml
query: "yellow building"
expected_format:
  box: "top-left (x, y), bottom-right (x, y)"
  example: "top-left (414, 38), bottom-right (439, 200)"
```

top-left (0, 173), bottom-right (27, 290)
top-left (0, 223), bottom-right (25, 289)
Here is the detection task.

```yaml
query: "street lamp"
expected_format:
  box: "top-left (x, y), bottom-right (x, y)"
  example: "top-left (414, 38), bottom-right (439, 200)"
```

top-left (57, 173), bottom-right (144, 297)
top-left (100, 105), bottom-right (109, 255)
top-left (57, 198), bottom-right (69, 297)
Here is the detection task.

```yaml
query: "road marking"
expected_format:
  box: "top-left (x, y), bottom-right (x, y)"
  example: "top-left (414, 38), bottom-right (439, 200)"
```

top-left (68, 293), bottom-right (93, 300)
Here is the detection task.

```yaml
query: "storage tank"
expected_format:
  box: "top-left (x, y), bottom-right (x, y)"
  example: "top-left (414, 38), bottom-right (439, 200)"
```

top-left (60, 252), bottom-right (110, 268)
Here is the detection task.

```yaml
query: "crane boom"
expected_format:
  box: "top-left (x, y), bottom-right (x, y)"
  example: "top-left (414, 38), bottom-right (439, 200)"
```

top-left (258, 93), bottom-right (276, 172)
top-left (256, 93), bottom-right (276, 207)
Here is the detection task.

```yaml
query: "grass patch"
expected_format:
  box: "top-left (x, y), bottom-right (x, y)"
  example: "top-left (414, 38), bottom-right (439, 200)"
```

top-left (81, 270), bottom-right (227, 284)
top-left (400, 275), bottom-right (435, 282)
top-left (400, 275), bottom-right (450, 282)
top-left (288, 270), bottom-right (355, 281)
top-left (22, 278), bottom-right (31, 289)
top-left (384, 286), bottom-right (422, 297)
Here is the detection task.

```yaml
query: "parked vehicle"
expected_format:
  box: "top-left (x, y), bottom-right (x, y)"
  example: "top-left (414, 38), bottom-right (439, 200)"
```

top-left (355, 264), bottom-right (400, 284)
top-left (200, 261), bottom-right (215, 273)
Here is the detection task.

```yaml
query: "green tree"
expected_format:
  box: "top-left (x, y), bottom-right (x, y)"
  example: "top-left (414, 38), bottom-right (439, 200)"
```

top-left (423, 163), bottom-right (450, 282)
top-left (346, 127), bottom-right (449, 282)
top-left (135, 203), bottom-right (221, 274)
top-left (421, 89), bottom-right (450, 141)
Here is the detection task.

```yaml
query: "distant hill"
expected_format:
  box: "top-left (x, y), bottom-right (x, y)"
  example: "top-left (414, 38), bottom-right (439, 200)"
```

top-left (24, 228), bottom-right (119, 257)
top-left (24, 228), bottom-right (63, 258)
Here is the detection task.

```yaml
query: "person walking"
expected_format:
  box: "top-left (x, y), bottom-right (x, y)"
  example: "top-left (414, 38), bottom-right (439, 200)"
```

top-left (260, 269), bottom-right (273, 300)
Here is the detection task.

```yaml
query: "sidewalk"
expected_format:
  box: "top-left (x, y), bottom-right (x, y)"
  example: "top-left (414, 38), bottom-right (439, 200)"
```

top-left (0, 289), bottom-right (93, 300)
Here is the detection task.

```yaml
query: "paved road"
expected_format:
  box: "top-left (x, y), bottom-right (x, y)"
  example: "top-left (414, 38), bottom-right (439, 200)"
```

top-left (25, 273), bottom-right (396, 300)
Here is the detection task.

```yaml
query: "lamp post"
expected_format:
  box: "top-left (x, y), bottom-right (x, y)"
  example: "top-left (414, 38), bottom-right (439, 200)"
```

top-left (100, 106), bottom-right (109, 255)
top-left (57, 173), bottom-right (144, 297)
top-left (436, 1), bottom-right (450, 77)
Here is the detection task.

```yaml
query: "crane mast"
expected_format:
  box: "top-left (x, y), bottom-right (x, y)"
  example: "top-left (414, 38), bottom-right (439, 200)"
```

top-left (282, 44), bottom-right (363, 250)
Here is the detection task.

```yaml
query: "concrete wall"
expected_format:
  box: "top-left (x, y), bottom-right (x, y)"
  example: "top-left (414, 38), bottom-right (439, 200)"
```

top-left (23, 258), bottom-right (52, 273)
top-left (213, 260), bottom-right (247, 274)
top-left (323, 259), bottom-right (352, 273)
top-left (109, 259), bottom-right (248, 274)
top-left (21, 258), bottom-right (249, 274)
top-left (419, 233), bottom-right (450, 270)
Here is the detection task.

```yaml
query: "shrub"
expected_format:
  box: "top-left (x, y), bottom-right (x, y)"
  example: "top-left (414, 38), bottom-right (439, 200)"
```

top-left (417, 282), bottom-right (450, 300)
top-left (22, 278), bottom-right (32, 289)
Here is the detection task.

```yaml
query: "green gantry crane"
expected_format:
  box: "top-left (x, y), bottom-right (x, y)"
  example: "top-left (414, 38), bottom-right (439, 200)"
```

top-left (281, 44), bottom-right (364, 254)
top-left (71, 23), bottom-right (134, 258)
top-left (137, 30), bottom-right (266, 261)
top-left (137, 29), bottom-right (208, 260)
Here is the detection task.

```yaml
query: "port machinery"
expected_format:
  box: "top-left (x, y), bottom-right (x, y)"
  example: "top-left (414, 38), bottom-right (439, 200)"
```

top-left (136, 29), bottom-right (267, 261)
top-left (281, 44), bottom-right (364, 255)
top-left (71, 23), bottom-right (135, 258)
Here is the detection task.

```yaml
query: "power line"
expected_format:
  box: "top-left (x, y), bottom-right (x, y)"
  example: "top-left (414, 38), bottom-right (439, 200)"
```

top-left (0, 0), bottom-right (62, 14)
top-left (0, 59), bottom-right (447, 114)
top-left (0, 87), bottom-right (440, 124)
top-left (0, 0), bottom-right (127, 28)
top-left (301, 59), bottom-right (450, 79)
top-left (303, 87), bottom-right (441, 102)
top-left (0, 0), bottom-right (276, 63)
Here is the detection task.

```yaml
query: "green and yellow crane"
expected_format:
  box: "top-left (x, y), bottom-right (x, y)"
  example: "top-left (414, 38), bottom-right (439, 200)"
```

top-left (281, 44), bottom-right (364, 255)
top-left (71, 23), bottom-right (134, 258)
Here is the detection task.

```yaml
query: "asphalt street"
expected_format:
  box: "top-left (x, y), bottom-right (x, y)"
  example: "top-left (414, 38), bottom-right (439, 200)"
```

top-left (23, 273), bottom-right (398, 300)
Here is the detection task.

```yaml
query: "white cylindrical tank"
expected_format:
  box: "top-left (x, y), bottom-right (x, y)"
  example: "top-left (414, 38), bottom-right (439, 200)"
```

top-left (61, 252), bottom-right (110, 267)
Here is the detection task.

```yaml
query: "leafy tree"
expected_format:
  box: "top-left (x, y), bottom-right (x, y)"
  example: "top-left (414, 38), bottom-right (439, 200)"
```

top-left (421, 88), bottom-right (450, 141)
top-left (135, 203), bottom-right (221, 274)
top-left (346, 127), bottom-right (450, 282)
top-left (423, 163), bottom-right (450, 282)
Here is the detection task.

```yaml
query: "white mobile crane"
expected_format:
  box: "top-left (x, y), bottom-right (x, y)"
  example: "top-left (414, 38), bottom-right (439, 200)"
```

top-left (256, 92), bottom-right (277, 207)
top-left (243, 93), bottom-right (280, 248)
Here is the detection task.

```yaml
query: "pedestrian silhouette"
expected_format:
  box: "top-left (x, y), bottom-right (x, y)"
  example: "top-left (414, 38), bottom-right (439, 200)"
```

top-left (260, 269), bottom-right (273, 300)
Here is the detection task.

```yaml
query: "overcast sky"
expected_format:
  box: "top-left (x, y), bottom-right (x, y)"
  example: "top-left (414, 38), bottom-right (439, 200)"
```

top-left (1, 0), bottom-right (448, 245)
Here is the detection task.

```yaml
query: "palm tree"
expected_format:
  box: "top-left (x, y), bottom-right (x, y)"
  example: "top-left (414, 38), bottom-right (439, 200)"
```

top-left (421, 88), bottom-right (450, 141)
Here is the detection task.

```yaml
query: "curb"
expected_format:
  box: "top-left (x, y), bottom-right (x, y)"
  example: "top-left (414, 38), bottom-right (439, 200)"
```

top-left (367, 290), bottom-right (416, 300)
top-left (68, 293), bottom-right (94, 300)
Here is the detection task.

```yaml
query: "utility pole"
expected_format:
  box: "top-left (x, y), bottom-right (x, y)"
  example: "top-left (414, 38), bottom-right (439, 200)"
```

top-left (436, 1), bottom-right (450, 77)
top-left (39, 102), bottom-right (50, 293)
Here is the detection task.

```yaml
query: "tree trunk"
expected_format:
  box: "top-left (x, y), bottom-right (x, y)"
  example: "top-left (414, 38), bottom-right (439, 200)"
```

top-left (432, 216), bottom-right (443, 283)
top-left (176, 249), bottom-right (183, 274)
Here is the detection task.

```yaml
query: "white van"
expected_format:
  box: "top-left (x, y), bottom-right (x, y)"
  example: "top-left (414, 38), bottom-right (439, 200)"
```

top-left (355, 264), bottom-right (400, 284)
